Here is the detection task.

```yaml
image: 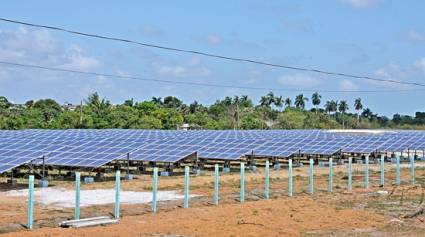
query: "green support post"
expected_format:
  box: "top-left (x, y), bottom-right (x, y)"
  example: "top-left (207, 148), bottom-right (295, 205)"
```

top-left (348, 157), bottom-right (352, 192)
top-left (365, 156), bottom-right (369, 189)
top-left (410, 156), bottom-right (415, 185)
top-left (329, 158), bottom-right (333, 193)
top-left (214, 164), bottom-right (219, 206)
top-left (396, 155), bottom-right (400, 186)
top-left (152, 167), bottom-right (158, 213)
top-left (74, 172), bottom-right (80, 220)
top-left (27, 175), bottom-right (34, 230)
top-left (114, 170), bottom-right (120, 219)
top-left (309, 158), bottom-right (314, 194)
top-left (380, 155), bottom-right (385, 187)
top-left (240, 162), bottom-right (245, 203)
top-left (184, 166), bottom-right (189, 208)
top-left (288, 159), bottom-right (293, 197)
top-left (265, 160), bottom-right (270, 199)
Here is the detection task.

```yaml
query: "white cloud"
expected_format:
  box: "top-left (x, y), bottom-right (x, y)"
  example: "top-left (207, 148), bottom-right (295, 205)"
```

top-left (406, 30), bottom-right (424, 42)
top-left (194, 35), bottom-right (222, 45)
top-left (338, 79), bottom-right (359, 91)
top-left (414, 57), bottom-right (425, 73)
top-left (205, 35), bottom-right (222, 45)
top-left (246, 70), bottom-right (262, 84)
top-left (277, 74), bottom-right (321, 87)
top-left (337, 0), bottom-right (376, 8)
top-left (0, 27), bottom-right (99, 71)
top-left (281, 18), bottom-right (315, 33)
top-left (141, 26), bottom-right (163, 37)
top-left (62, 45), bottom-right (100, 70)
top-left (152, 57), bottom-right (211, 78)
top-left (372, 63), bottom-right (412, 89)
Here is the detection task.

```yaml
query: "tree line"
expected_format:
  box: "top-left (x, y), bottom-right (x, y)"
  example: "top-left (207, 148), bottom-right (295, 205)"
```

top-left (0, 92), bottom-right (424, 130)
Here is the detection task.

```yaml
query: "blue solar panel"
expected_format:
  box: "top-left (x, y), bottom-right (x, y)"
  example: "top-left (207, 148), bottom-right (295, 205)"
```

top-left (1, 129), bottom-right (425, 174)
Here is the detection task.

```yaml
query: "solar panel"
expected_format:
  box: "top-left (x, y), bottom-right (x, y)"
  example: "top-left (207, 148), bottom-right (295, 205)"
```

top-left (130, 138), bottom-right (200, 162)
top-left (2, 129), bottom-right (425, 174)
top-left (198, 139), bottom-right (265, 160)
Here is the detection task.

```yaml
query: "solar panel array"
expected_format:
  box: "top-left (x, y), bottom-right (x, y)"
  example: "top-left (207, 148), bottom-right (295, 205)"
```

top-left (1, 129), bottom-right (425, 174)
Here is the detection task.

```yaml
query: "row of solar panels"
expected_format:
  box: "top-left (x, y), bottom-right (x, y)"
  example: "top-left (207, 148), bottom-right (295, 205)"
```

top-left (1, 129), bottom-right (425, 174)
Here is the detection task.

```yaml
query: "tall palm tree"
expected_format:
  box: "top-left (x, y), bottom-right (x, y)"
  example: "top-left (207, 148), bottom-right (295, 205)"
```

top-left (354, 98), bottom-right (363, 125)
top-left (338, 100), bottom-right (349, 129)
top-left (294, 94), bottom-right (309, 109)
top-left (274, 96), bottom-right (283, 111)
top-left (260, 96), bottom-right (270, 107)
top-left (259, 91), bottom-right (275, 107)
top-left (330, 100), bottom-right (338, 117)
top-left (324, 101), bottom-right (332, 116)
top-left (325, 100), bottom-right (338, 118)
top-left (311, 92), bottom-right (321, 114)
top-left (284, 98), bottom-right (292, 108)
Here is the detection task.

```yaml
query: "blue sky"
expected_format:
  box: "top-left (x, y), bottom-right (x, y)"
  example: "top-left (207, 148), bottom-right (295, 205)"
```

top-left (0, 0), bottom-right (424, 116)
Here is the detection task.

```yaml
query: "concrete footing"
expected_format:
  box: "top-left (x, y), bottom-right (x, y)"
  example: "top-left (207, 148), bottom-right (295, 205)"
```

top-left (160, 171), bottom-right (170, 177)
top-left (95, 173), bottom-right (105, 181)
top-left (249, 165), bottom-right (256, 171)
top-left (39, 179), bottom-right (49, 188)
top-left (273, 163), bottom-right (281, 170)
top-left (84, 176), bottom-right (94, 184)
top-left (192, 168), bottom-right (201, 175)
top-left (223, 167), bottom-right (230, 173)
top-left (125, 174), bottom-right (134, 180)
top-left (7, 179), bottom-right (17, 186)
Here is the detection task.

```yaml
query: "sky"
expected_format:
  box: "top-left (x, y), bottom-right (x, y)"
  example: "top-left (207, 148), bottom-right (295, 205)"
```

top-left (0, 0), bottom-right (424, 117)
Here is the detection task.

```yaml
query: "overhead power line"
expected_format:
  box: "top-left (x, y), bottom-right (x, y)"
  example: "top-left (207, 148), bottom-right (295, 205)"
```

top-left (0, 60), bottom-right (423, 93)
top-left (0, 17), bottom-right (424, 88)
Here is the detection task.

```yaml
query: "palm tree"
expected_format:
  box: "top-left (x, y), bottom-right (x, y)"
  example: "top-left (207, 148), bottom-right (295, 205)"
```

top-left (284, 98), bottom-right (292, 108)
top-left (354, 98), bottom-right (363, 125)
top-left (311, 92), bottom-right (321, 114)
top-left (294, 94), bottom-right (309, 110)
top-left (324, 100), bottom-right (338, 118)
top-left (362, 108), bottom-right (374, 120)
top-left (324, 101), bottom-right (332, 116)
top-left (259, 91), bottom-right (275, 107)
top-left (260, 96), bottom-right (270, 107)
top-left (330, 100), bottom-right (338, 117)
top-left (151, 97), bottom-right (163, 105)
top-left (274, 96), bottom-right (283, 111)
top-left (85, 92), bottom-right (111, 118)
top-left (223, 96), bottom-right (233, 106)
top-left (338, 100), bottom-right (349, 129)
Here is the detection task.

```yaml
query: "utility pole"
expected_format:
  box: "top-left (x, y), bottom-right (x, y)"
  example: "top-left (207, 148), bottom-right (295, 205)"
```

top-left (236, 103), bottom-right (240, 130)
top-left (79, 100), bottom-right (83, 125)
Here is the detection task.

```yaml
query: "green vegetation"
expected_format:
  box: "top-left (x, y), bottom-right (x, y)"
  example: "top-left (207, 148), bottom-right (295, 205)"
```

top-left (0, 92), bottom-right (424, 130)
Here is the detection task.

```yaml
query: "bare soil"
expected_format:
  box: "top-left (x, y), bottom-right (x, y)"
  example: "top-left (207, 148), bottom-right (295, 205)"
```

top-left (1, 163), bottom-right (425, 236)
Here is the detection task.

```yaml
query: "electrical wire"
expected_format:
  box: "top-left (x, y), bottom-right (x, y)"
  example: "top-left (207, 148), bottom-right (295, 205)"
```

top-left (1, 60), bottom-right (423, 93)
top-left (1, 17), bottom-right (424, 88)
